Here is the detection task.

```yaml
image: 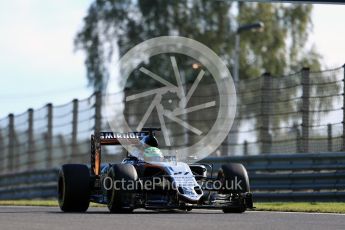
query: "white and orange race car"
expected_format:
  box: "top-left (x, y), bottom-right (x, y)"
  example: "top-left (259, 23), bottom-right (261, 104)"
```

top-left (58, 128), bottom-right (253, 213)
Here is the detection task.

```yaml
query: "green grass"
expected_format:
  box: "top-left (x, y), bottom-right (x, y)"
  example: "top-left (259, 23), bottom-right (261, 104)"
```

top-left (255, 202), bottom-right (345, 214)
top-left (0, 200), bottom-right (344, 213)
top-left (0, 200), bottom-right (58, 206)
top-left (0, 200), bottom-right (105, 207)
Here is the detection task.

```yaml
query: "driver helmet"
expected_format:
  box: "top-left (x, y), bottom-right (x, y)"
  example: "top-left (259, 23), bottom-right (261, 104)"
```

top-left (144, 147), bottom-right (163, 162)
top-left (140, 134), bottom-right (158, 147)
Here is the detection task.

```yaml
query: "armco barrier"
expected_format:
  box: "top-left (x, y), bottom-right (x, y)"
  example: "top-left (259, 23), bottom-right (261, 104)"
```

top-left (0, 152), bottom-right (345, 201)
top-left (201, 152), bottom-right (345, 201)
top-left (0, 169), bottom-right (58, 200)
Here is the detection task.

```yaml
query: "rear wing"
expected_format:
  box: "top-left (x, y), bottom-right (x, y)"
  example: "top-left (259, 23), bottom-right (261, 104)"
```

top-left (91, 128), bottom-right (161, 175)
top-left (98, 131), bottom-right (149, 145)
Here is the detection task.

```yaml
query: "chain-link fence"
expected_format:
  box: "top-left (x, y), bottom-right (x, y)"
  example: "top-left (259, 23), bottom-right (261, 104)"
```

top-left (0, 66), bottom-right (344, 175)
top-left (227, 66), bottom-right (344, 156)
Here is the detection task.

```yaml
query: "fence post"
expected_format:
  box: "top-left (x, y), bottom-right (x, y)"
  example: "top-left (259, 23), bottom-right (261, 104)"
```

top-left (94, 92), bottom-right (102, 133)
top-left (243, 140), bottom-right (248, 156)
top-left (342, 64), bottom-right (345, 151)
top-left (46, 103), bottom-right (53, 169)
top-left (260, 72), bottom-right (272, 154)
top-left (71, 99), bottom-right (79, 159)
top-left (293, 123), bottom-right (301, 152)
top-left (301, 67), bottom-right (310, 153)
top-left (27, 108), bottom-right (35, 171)
top-left (8, 114), bottom-right (14, 172)
top-left (0, 126), bottom-right (3, 174)
top-left (58, 134), bottom-right (68, 162)
top-left (327, 123), bottom-right (332, 152)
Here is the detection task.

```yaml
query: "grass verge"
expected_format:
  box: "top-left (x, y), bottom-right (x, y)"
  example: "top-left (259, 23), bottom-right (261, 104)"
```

top-left (255, 202), bottom-right (345, 214)
top-left (0, 200), bottom-right (344, 213)
top-left (0, 200), bottom-right (105, 207)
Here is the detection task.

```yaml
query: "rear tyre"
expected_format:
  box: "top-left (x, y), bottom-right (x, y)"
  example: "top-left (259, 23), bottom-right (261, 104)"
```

top-left (58, 164), bottom-right (90, 212)
top-left (218, 163), bottom-right (250, 213)
top-left (107, 164), bottom-right (138, 213)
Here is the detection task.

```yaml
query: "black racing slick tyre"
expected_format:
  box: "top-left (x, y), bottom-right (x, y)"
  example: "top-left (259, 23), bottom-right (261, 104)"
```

top-left (107, 164), bottom-right (138, 213)
top-left (58, 164), bottom-right (90, 212)
top-left (218, 163), bottom-right (250, 193)
top-left (223, 204), bottom-right (246, 213)
top-left (218, 163), bottom-right (250, 213)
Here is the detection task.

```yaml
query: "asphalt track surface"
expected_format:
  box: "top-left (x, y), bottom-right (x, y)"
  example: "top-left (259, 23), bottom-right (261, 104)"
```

top-left (1, 206), bottom-right (345, 230)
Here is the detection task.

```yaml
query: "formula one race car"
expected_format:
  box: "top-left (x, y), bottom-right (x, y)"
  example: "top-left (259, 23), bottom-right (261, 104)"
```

top-left (57, 128), bottom-right (253, 213)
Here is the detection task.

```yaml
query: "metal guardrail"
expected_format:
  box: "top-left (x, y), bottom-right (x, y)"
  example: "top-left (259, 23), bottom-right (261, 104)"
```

top-left (1, 152), bottom-right (345, 201)
top-left (0, 169), bottom-right (58, 200)
top-left (202, 152), bottom-right (345, 201)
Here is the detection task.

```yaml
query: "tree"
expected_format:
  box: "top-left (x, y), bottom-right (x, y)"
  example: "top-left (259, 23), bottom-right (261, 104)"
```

top-left (75, 1), bottom-right (320, 89)
top-left (75, 1), bottom-right (337, 152)
top-left (75, 0), bottom-right (234, 91)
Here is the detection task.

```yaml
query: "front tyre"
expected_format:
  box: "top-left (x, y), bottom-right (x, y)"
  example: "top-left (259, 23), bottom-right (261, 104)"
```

top-left (218, 163), bottom-right (251, 213)
top-left (223, 204), bottom-right (246, 213)
top-left (107, 164), bottom-right (138, 213)
top-left (58, 164), bottom-right (90, 212)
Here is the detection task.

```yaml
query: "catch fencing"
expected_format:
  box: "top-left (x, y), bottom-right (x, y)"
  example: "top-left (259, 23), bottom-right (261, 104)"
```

top-left (0, 66), bottom-right (344, 175)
